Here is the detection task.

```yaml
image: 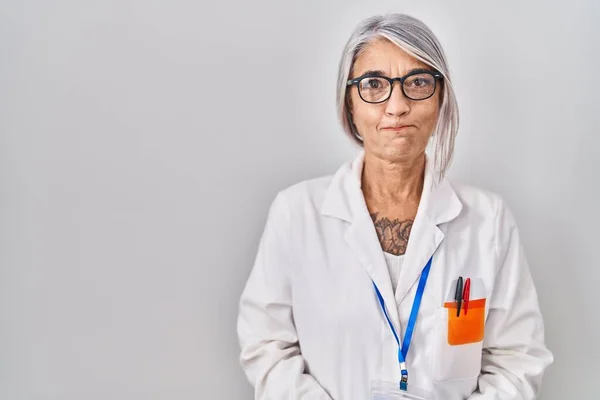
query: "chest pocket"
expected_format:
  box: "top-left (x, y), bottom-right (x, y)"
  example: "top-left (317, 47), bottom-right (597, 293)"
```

top-left (431, 277), bottom-right (487, 382)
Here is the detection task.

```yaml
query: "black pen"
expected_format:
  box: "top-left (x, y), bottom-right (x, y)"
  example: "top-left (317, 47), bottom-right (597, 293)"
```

top-left (455, 276), bottom-right (463, 317)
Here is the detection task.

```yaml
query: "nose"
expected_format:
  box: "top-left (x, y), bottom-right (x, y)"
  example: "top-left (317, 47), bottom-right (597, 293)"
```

top-left (384, 81), bottom-right (410, 116)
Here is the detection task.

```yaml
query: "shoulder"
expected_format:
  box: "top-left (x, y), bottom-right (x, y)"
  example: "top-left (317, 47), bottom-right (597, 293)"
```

top-left (264, 156), bottom-right (355, 223)
top-left (271, 174), bottom-right (335, 216)
top-left (450, 181), bottom-right (504, 212)
top-left (448, 180), bottom-right (518, 231)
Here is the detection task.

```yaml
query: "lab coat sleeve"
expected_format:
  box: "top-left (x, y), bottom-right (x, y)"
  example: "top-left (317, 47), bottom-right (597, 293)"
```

top-left (237, 192), bottom-right (333, 400)
top-left (468, 198), bottom-right (553, 399)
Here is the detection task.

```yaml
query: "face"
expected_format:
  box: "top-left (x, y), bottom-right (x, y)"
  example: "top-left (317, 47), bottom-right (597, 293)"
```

top-left (348, 39), bottom-right (442, 163)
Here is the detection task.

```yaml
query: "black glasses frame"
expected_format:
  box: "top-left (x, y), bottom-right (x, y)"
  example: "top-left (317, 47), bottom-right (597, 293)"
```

top-left (346, 69), bottom-right (443, 103)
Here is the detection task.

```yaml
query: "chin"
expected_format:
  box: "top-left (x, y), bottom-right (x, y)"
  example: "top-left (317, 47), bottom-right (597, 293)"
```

top-left (385, 141), bottom-right (412, 155)
top-left (382, 148), bottom-right (411, 162)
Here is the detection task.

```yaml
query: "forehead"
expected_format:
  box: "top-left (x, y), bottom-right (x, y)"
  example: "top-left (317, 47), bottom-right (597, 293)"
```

top-left (352, 38), bottom-right (430, 76)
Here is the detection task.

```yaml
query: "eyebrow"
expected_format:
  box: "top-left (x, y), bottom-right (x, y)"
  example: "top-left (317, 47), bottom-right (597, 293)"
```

top-left (353, 67), bottom-right (436, 79)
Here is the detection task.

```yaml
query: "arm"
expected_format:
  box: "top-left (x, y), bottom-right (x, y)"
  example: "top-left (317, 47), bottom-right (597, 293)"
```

top-left (237, 192), bottom-right (332, 400)
top-left (469, 199), bottom-right (554, 399)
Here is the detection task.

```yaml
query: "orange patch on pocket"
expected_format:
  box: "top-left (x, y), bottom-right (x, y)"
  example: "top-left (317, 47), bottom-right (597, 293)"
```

top-left (443, 298), bottom-right (486, 346)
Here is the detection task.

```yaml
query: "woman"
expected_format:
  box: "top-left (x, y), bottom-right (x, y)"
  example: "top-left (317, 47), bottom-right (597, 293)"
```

top-left (237, 13), bottom-right (553, 400)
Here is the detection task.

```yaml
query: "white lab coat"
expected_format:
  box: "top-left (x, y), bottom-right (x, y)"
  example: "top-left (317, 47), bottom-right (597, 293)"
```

top-left (237, 151), bottom-right (553, 400)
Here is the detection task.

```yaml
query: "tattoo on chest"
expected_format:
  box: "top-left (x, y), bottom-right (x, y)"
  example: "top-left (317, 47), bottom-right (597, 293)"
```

top-left (370, 212), bottom-right (414, 256)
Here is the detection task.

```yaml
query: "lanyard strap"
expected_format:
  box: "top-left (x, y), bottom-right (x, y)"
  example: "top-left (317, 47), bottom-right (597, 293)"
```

top-left (373, 255), bottom-right (433, 391)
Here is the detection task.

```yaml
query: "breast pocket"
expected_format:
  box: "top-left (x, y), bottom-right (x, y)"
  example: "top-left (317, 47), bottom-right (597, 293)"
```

top-left (431, 278), bottom-right (486, 383)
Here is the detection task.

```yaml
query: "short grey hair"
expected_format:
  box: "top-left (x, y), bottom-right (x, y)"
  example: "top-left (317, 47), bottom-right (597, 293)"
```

top-left (336, 14), bottom-right (459, 182)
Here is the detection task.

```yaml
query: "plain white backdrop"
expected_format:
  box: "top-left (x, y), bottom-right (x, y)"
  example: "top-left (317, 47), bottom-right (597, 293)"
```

top-left (1, 0), bottom-right (598, 398)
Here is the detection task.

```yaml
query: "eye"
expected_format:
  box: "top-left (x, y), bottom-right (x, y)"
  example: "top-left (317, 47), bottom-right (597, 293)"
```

top-left (357, 77), bottom-right (390, 102)
top-left (404, 74), bottom-right (435, 89)
top-left (366, 79), bottom-right (382, 89)
top-left (359, 77), bottom-right (388, 92)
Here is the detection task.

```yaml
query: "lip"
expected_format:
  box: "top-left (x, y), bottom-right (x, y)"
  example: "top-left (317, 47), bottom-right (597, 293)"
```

top-left (381, 125), bottom-right (412, 131)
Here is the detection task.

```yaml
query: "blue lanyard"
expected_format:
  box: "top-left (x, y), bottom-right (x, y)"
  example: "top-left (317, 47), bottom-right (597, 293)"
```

top-left (372, 255), bottom-right (433, 391)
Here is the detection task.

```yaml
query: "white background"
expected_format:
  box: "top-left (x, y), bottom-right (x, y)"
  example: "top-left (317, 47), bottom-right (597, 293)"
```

top-left (1, 0), bottom-right (598, 398)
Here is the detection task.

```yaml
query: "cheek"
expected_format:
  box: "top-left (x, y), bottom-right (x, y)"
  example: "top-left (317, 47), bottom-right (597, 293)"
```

top-left (351, 98), bottom-right (381, 131)
top-left (418, 102), bottom-right (441, 132)
top-left (427, 108), bottom-right (440, 129)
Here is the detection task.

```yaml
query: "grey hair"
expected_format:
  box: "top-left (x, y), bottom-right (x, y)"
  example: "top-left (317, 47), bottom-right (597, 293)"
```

top-left (336, 14), bottom-right (459, 183)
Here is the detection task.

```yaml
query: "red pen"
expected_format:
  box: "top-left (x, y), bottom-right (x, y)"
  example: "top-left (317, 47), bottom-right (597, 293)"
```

top-left (463, 278), bottom-right (471, 315)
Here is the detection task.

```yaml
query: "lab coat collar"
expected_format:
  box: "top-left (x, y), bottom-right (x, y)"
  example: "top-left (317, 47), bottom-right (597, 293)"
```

top-left (321, 150), bottom-right (463, 332)
top-left (321, 150), bottom-right (461, 226)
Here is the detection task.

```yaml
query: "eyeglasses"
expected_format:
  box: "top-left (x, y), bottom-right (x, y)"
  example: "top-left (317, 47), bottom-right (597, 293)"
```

top-left (346, 69), bottom-right (443, 103)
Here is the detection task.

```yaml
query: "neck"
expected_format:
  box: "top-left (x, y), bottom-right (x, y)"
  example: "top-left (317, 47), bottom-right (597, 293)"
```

top-left (361, 152), bottom-right (426, 204)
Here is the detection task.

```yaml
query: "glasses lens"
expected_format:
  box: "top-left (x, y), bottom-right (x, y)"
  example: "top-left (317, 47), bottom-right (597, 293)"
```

top-left (358, 77), bottom-right (390, 103)
top-left (403, 73), bottom-right (436, 100)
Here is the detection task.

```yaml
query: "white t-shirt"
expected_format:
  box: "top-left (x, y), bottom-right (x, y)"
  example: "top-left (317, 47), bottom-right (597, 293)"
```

top-left (382, 251), bottom-right (405, 294)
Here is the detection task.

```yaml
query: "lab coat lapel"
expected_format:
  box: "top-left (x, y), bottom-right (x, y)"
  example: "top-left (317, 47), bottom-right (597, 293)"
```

top-left (395, 212), bottom-right (443, 305)
top-left (344, 213), bottom-right (399, 331)
top-left (395, 158), bottom-right (463, 305)
top-left (322, 151), bottom-right (400, 334)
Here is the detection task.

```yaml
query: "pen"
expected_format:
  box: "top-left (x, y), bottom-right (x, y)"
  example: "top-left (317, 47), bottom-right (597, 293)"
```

top-left (463, 278), bottom-right (471, 315)
top-left (455, 276), bottom-right (463, 317)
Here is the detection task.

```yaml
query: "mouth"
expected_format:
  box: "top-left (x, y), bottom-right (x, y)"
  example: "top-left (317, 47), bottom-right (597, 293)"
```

top-left (380, 125), bottom-right (413, 132)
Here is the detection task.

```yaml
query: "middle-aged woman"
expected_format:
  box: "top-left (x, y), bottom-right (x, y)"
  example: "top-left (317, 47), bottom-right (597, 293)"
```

top-left (237, 13), bottom-right (553, 400)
